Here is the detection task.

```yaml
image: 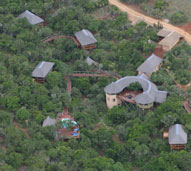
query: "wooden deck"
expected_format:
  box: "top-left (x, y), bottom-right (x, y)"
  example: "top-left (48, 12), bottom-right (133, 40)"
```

top-left (170, 144), bottom-right (186, 150)
top-left (57, 126), bottom-right (80, 139)
top-left (33, 78), bottom-right (45, 83)
top-left (83, 44), bottom-right (96, 50)
top-left (117, 90), bottom-right (142, 104)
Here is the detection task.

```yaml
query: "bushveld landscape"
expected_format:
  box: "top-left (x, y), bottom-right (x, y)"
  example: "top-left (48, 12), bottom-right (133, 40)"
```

top-left (1, 0), bottom-right (191, 170)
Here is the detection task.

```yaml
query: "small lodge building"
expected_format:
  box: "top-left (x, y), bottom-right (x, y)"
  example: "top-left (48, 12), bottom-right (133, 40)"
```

top-left (86, 56), bottom-right (98, 66)
top-left (74, 29), bottom-right (97, 50)
top-left (42, 116), bottom-right (57, 127)
top-left (18, 10), bottom-right (44, 25)
top-left (157, 29), bottom-right (183, 51)
top-left (42, 113), bottom-right (80, 140)
top-left (163, 124), bottom-right (187, 150)
top-left (137, 53), bottom-right (163, 77)
top-left (86, 56), bottom-right (103, 69)
top-left (32, 61), bottom-right (54, 83)
top-left (104, 74), bottom-right (167, 109)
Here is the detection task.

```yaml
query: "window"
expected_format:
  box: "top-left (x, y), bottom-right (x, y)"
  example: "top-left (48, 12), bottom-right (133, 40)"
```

top-left (112, 98), bottom-right (116, 102)
top-left (107, 98), bottom-right (110, 101)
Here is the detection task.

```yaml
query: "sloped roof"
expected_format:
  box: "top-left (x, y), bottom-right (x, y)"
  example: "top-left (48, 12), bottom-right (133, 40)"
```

top-left (42, 116), bottom-right (57, 127)
top-left (74, 29), bottom-right (97, 46)
top-left (104, 75), bottom-right (167, 105)
top-left (168, 124), bottom-right (187, 144)
top-left (157, 29), bottom-right (171, 37)
top-left (18, 10), bottom-right (44, 25)
top-left (155, 90), bottom-right (167, 103)
top-left (86, 57), bottom-right (98, 66)
top-left (158, 32), bottom-right (183, 47)
top-left (32, 61), bottom-right (54, 78)
top-left (138, 73), bottom-right (150, 80)
top-left (137, 54), bottom-right (163, 74)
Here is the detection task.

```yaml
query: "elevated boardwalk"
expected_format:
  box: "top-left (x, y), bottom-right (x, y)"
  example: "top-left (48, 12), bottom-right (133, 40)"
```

top-left (68, 71), bottom-right (121, 79)
top-left (42, 34), bottom-right (77, 43)
top-left (65, 76), bottom-right (71, 94)
top-left (184, 101), bottom-right (191, 113)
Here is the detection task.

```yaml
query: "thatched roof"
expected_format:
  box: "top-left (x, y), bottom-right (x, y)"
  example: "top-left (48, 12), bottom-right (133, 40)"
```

top-left (74, 29), bottom-right (97, 46)
top-left (168, 124), bottom-right (187, 144)
top-left (42, 116), bottom-right (57, 127)
top-left (137, 54), bottom-right (163, 74)
top-left (18, 10), bottom-right (44, 25)
top-left (157, 29), bottom-right (171, 38)
top-left (104, 75), bottom-right (167, 105)
top-left (32, 61), bottom-right (54, 78)
top-left (158, 32), bottom-right (183, 47)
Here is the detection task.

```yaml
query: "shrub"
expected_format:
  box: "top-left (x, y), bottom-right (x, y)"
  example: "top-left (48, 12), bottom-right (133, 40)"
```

top-left (120, 0), bottom-right (147, 4)
top-left (170, 11), bottom-right (187, 25)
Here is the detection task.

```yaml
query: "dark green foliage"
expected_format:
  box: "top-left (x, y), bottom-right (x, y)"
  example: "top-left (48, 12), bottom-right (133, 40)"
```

top-left (145, 151), bottom-right (191, 171)
top-left (170, 11), bottom-right (188, 25)
top-left (0, 0), bottom-right (190, 170)
top-left (154, 0), bottom-right (166, 10)
top-left (127, 82), bottom-right (142, 91)
top-left (120, 0), bottom-right (147, 4)
top-left (164, 43), bottom-right (191, 84)
top-left (107, 106), bottom-right (128, 125)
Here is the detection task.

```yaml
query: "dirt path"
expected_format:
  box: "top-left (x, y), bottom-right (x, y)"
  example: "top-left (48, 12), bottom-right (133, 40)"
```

top-left (109, 0), bottom-right (191, 44)
top-left (14, 121), bottom-right (30, 138)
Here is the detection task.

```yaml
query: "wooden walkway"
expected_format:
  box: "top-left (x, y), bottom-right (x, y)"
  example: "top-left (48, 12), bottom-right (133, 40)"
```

top-left (42, 34), bottom-right (77, 43)
top-left (65, 76), bottom-right (71, 94)
top-left (69, 71), bottom-right (121, 79)
top-left (184, 101), bottom-right (191, 113)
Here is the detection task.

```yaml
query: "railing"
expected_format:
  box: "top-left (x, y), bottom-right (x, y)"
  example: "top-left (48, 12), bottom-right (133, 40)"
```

top-left (41, 33), bottom-right (74, 43)
top-left (68, 71), bottom-right (121, 79)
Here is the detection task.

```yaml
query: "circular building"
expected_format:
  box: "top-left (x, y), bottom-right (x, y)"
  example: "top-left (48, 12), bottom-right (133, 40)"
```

top-left (104, 74), bottom-right (167, 109)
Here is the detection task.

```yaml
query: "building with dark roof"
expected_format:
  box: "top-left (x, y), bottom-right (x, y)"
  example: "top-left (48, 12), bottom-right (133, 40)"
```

top-left (137, 54), bottom-right (163, 77)
top-left (74, 29), bottom-right (97, 50)
top-left (32, 61), bottom-right (54, 83)
top-left (18, 10), bottom-right (44, 25)
top-left (104, 74), bottom-right (167, 109)
top-left (168, 124), bottom-right (187, 150)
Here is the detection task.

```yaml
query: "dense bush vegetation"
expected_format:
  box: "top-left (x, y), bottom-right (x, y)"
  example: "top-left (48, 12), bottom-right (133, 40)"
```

top-left (120, 0), bottom-right (147, 4)
top-left (170, 11), bottom-right (188, 25)
top-left (164, 43), bottom-right (191, 84)
top-left (0, 0), bottom-right (191, 170)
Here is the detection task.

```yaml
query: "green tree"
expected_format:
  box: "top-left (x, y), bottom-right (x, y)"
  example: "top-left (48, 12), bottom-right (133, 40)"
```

top-left (107, 106), bottom-right (128, 125)
top-left (16, 107), bottom-right (31, 122)
top-left (7, 152), bottom-right (23, 169)
top-left (170, 11), bottom-right (187, 25)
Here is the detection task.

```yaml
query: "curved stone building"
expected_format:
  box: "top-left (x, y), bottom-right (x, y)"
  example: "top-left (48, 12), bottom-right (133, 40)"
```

top-left (104, 74), bottom-right (167, 109)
